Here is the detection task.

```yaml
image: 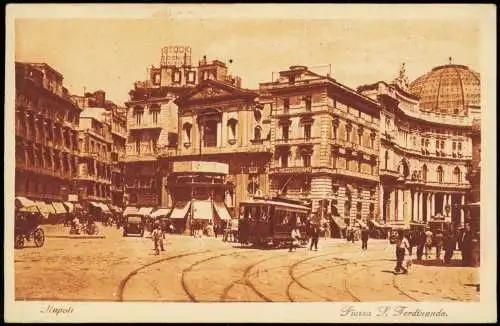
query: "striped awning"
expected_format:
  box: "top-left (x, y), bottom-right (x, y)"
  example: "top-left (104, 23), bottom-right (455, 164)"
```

top-left (138, 207), bottom-right (154, 216)
top-left (52, 202), bottom-right (68, 214)
top-left (192, 200), bottom-right (213, 220)
top-left (152, 208), bottom-right (170, 218)
top-left (170, 201), bottom-right (190, 219)
top-left (213, 202), bottom-right (231, 221)
top-left (123, 206), bottom-right (138, 216)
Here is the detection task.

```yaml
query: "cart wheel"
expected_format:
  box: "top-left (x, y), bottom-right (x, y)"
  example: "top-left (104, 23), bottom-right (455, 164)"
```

top-left (15, 234), bottom-right (25, 249)
top-left (33, 228), bottom-right (45, 247)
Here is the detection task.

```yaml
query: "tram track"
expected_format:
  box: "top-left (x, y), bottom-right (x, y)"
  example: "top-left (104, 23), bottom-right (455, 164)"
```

top-left (119, 242), bottom-right (422, 303)
top-left (116, 247), bottom-right (236, 301)
top-left (180, 249), bottom-right (262, 302)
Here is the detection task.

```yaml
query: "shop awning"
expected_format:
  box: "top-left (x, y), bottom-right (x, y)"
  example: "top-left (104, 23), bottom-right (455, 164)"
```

top-left (110, 205), bottom-right (123, 213)
top-left (90, 202), bottom-right (102, 209)
top-left (192, 200), bottom-right (213, 220)
top-left (15, 196), bottom-right (36, 209)
top-left (74, 203), bottom-right (83, 210)
top-left (214, 202), bottom-right (231, 221)
top-left (52, 202), bottom-right (68, 214)
top-left (357, 220), bottom-right (367, 228)
top-left (18, 205), bottom-right (40, 214)
top-left (138, 207), bottom-right (154, 216)
top-left (63, 202), bottom-right (74, 213)
top-left (169, 201), bottom-right (191, 219)
top-left (35, 201), bottom-right (54, 218)
top-left (100, 203), bottom-right (111, 213)
top-left (333, 217), bottom-right (347, 229)
top-left (369, 219), bottom-right (387, 228)
top-left (152, 208), bottom-right (170, 219)
top-left (123, 206), bottom-right (138, 216)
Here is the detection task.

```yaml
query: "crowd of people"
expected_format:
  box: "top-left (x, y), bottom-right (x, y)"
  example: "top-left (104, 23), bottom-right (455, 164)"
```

top-left (392, 223), bottom-right (479, 274)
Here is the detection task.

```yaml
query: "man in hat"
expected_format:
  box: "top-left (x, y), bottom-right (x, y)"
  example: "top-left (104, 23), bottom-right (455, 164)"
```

top-left (361, 226), bottom-right (369, 250)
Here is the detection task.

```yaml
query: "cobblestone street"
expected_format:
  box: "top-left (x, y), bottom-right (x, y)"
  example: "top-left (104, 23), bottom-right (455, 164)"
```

top-left (14, 224), bottom-right (479, 302)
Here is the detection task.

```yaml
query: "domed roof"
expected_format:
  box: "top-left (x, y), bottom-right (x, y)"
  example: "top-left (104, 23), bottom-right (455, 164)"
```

top-left (409, 63), bottom-right (480, 116)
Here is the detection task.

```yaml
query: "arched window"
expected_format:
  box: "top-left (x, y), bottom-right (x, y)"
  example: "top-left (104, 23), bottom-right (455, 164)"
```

top-left (182, 122), bottom-right (192, 144)
top-left (437, 166), bottom-right (444, 183)
top-left (227, 118), bottom-right (238, 142)
top-left (422, 164), bottom-right (428, 182)
top-left (356, 202), bottom-right (362, 219)
top-left (254, 126), bottom-right (262, 141)
top-left (453, 166), bottom-right (462, 183)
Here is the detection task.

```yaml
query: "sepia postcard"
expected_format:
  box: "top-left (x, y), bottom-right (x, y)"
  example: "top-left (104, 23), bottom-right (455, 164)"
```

top-left (4, 3), bottom-right (497, 323)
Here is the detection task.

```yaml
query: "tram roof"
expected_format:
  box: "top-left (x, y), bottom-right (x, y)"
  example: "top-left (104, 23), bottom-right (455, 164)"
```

top-left (239, 198), bottom-right (310, 211)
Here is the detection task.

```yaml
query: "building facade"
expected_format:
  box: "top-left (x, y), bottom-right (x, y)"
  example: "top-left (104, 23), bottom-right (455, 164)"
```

top-left (74, 107), bottom-right (113, 204)
top-left (163, 75), bottom-right (272, 218)
top-left (358, 62), bottom-right (478, 230)
top-left (15, 62), bottom-right (82, 203)
top-left (261, 65), bottom-right (381, 228)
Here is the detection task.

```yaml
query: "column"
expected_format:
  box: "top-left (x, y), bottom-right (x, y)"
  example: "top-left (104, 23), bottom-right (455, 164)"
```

top-left (389, 189), bottom-right (395, 223)
top-left (460, 194), bottom-right (465, 227)
top-left (216, 121), bottom-right (222, 147)
top-left (397, 189), bottom-right (404, 221)
top-left (430, 193), bottom-right (435, 217)
top-left (418, 192), bottom-right (423, 222)
top-left (441, 193), bottom-right (446, 217)
top-left (412, 191), bottom-right (417, 221)
top-left (379, 185), bottom-right (384, 219)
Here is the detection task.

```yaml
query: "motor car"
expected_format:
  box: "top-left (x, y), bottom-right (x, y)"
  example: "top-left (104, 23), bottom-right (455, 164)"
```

top-left (123, 214), bottom-right (144, 237)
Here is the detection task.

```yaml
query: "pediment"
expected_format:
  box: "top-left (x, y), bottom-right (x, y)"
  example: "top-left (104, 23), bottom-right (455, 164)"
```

top-left (176, 80), bottom-right (257, 104)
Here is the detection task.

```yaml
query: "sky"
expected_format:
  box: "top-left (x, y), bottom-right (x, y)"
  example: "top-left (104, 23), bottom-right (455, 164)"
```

top-left (15, 17), bottom-right (480, 106)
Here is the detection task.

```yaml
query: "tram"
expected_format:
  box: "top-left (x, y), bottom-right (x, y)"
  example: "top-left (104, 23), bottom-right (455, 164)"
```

top-left (238, 197), bottom-right (311, 247)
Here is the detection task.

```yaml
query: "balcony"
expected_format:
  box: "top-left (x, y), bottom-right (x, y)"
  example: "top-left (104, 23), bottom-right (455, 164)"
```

top-left (274, 137), bottom-right (316, 146)
top-left (379, 168), bottom-right (400, 179)
top-left (123, 152), bottom-right (158, 162)
top-left (331, 168), bottom-right (379, 182)
top-left (74, 173), bottom-right (97, 182)
top-left (269, 166), bottom-right (313, 174)
top-left (128, 122), bottom-right (162, 130)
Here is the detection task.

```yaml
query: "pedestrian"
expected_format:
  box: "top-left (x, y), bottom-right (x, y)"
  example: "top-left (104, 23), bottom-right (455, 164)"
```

top-left (416, 231), bottom-right (425, 261)
top-left (434, 229), bottom-right (444, 261)
top-left (151, 224), bottom-right (165, 255)
top-left (289, 225), bottom-right (301, 252)
top-left (394, 231), bottom-right (409, 274)
top-left (361, 227), bottom-right (369, 250)
top-left (443, 231), bottom-right (456, 264)
top-left (309, 224), bottom-right (319, 251)
top-left (424, 228), bottom-right (433, 259)
top-left (460, 223), bottom-right (473, 267)
top-left (407, 231), bottom-right (415, 256)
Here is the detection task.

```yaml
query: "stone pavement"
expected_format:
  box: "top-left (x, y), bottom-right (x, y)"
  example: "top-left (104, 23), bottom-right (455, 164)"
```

top-left (14, 225), bottom-right (479, 302)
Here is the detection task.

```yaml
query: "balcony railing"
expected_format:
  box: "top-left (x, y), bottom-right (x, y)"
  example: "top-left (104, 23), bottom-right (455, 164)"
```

top-left (274, 137), bottom-right (316, 146)
top-left (379, 168), bottom-right (400, 179)
top-left (128, 122), bottom-right (162, 130)
top-left (331, 168), bottom-right (379, 182)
